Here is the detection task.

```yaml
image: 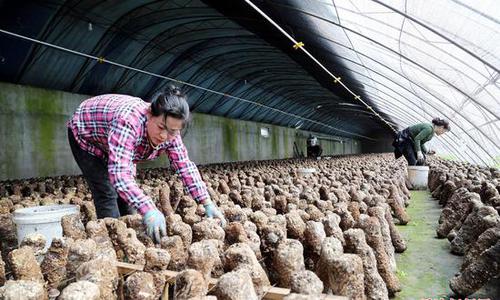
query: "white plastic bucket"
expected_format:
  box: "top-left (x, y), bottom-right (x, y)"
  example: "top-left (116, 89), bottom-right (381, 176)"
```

top-left (12, 204), bottom-right (79, 250)
top-left (407, 166), bottom-right (429, 190)
top-left (297, 168), bottom-right (316, 177)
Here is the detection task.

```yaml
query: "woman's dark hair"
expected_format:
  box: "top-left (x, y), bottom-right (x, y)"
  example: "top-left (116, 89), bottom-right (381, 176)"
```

top-left (432, 117), bottom-right (450, 131)
top-left (150, 85), bottom-right (190, 122)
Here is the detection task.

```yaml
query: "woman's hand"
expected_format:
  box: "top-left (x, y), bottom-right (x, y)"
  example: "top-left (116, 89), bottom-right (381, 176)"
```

top-left (143, 209), bottom-right (167, 243)
top-left (417, 151), bottom-right (425, 164)
top-left (204, 202), bottom-right (227, 228)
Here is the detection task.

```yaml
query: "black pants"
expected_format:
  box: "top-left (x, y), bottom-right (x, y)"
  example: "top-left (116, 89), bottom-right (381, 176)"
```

top-left (68, 128), bottom-right (131, 218)
top-left (393, 128), bottom-right (425, 166)
top-left (400, 140), bottom-right (428, 166)
top-left (401, 140), bottom-right (418, 166)
top-left (307, 145), bottom-right (322, 158)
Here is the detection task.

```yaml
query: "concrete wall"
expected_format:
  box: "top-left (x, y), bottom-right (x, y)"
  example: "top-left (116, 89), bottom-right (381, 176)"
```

top-left (0, 83), bottom-right (85, 180)
top-left (0, 82), bottom-right (361, 180)
top-left (361, 136), bottom-right (394, 154)
top-left (293, 132), bottom-right (361, 157)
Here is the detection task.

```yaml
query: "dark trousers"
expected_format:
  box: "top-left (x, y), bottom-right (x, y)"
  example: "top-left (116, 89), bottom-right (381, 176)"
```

top-left (393, 128), bottom-right (425, 166)
top-left (400, 139), bottom-right (428, 166)
top-left (401, 140), bottom-right (418, 166)
top-left (68, 128), bottom-right (131, 218)
top-left (307, 145), bottom-right (322, 158)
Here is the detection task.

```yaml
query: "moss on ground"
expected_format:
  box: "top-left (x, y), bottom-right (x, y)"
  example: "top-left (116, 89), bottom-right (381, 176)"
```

top-left (395, 191), bottom-right (499, 300)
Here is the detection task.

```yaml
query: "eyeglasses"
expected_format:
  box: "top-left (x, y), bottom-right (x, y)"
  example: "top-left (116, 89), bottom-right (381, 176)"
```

top-left (166, 127), bottom-right (181, 136)
top-left (157, 120), bottom-right (181, 137)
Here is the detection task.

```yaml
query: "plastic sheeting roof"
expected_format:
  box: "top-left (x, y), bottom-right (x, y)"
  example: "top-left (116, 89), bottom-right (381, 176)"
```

top-left (0, 0), bottom-right (498, 165)
top-left (243, 0), bottom-right (499, 166)
top-left (327, 0), bottom-right (499, 165)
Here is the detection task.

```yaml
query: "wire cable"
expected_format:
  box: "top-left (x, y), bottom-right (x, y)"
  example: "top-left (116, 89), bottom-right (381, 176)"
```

top-left (0, 28), bottom-right (376, 141)
top-left (245, 0), bottom-right (398, 133)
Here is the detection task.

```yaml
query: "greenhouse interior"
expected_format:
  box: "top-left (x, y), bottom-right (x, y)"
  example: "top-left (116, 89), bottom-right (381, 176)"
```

top-left (0, 0), bottom-right (499, 299)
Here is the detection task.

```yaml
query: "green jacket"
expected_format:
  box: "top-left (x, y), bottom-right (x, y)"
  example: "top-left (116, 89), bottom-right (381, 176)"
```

top-left (408, 123), bottom-right (434, 153)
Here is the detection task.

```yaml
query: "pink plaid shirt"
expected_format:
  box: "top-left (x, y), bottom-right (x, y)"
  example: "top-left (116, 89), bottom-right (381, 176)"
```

top-left (68, 94), bottom-right (210, 214)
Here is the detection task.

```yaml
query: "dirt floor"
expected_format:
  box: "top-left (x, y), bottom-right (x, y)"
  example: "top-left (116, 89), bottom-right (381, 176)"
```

top-left (395, 191), bottom-right (500, 300)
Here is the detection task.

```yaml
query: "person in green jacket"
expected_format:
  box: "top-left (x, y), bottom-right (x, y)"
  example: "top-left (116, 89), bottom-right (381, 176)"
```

top-left (393, 118), bottom-right (450, 165)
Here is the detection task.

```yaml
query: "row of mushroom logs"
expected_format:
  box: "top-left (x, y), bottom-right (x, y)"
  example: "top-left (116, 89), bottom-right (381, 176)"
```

top-left (0, 153), bottom-right (412, 299)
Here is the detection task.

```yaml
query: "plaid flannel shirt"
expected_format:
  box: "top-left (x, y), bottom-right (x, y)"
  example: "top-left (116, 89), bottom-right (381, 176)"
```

top-left (68, 94), bottom-right (210, 214)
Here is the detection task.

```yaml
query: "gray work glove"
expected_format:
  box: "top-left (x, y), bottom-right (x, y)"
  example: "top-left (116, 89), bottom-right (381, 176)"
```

top-left (416, 151), bottom-right (425, 165)
top-left (143, 209), bottom-right (167, 243)
top-left (204, 202), bottom-right (227, 228)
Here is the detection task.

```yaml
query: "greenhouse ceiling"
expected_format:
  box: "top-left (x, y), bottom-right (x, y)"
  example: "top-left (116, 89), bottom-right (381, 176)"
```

top-left (0, 0), bottom-right (498, 166)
